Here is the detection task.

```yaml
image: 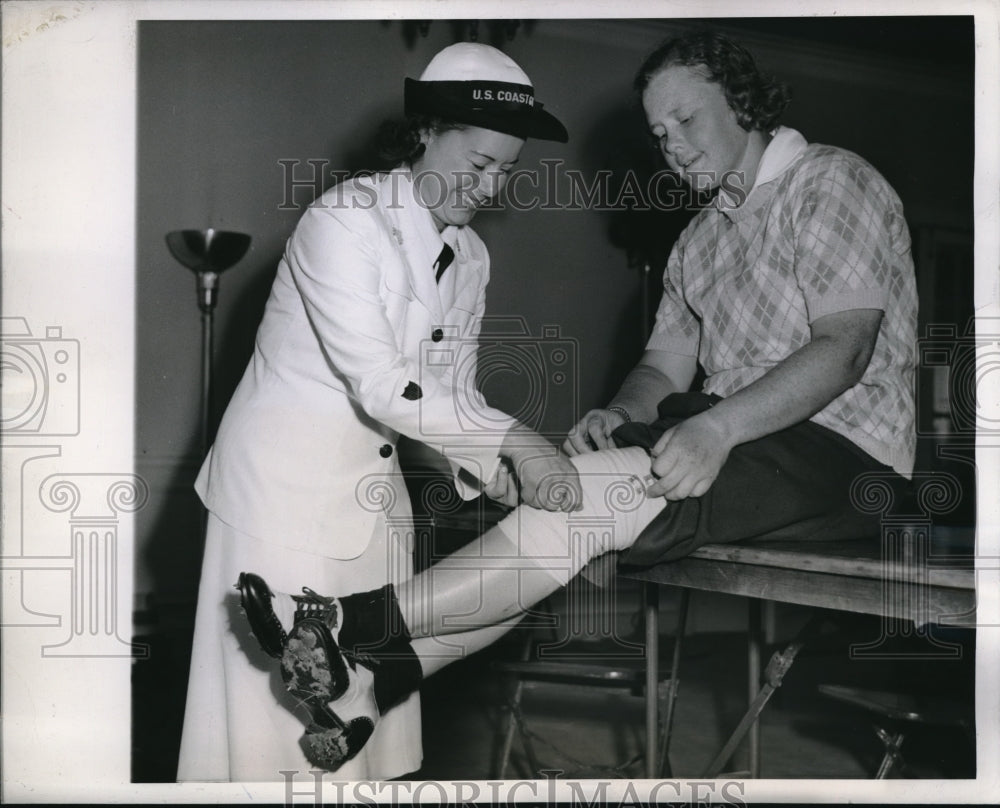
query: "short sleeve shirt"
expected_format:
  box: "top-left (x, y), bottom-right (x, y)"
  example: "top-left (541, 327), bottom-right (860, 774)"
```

top-left (646, 128), bottom-right (917, 476)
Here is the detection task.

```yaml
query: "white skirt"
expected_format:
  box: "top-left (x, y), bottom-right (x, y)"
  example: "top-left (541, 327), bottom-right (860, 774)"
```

top-left (176, 512), bottom-right (422, 782)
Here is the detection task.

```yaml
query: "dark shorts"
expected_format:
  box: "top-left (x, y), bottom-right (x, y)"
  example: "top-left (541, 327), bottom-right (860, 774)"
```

top-left (613, 392), bottom-right (912, 568)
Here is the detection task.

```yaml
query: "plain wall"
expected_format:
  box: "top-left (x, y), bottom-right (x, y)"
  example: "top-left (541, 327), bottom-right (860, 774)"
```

top-left (136, 17), bottom-right (974, 608)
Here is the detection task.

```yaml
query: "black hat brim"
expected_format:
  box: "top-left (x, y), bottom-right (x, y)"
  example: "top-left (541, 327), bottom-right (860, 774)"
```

top-left (404, 78), bottom-right (568, 143)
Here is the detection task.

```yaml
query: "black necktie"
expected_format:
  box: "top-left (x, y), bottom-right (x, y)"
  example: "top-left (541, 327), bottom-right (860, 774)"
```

top-left (434, 243), bottom-right (455, 283)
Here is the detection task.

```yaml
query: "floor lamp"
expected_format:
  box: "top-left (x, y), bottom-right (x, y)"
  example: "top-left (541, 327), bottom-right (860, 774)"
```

top-left (165, 228), bottom-right (251, 457)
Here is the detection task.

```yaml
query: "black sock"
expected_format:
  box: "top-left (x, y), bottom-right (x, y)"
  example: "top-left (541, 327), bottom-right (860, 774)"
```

top-left (367, 642), bottom-right (423, 712)
top-left (338, 584), bottom-right (409, 650)
top-left (338, 584), bottom-right (422, 712)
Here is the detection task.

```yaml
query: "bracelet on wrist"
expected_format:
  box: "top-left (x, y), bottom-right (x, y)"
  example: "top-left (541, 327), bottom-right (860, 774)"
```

top-left (606, 405), bottom-right (632, 424)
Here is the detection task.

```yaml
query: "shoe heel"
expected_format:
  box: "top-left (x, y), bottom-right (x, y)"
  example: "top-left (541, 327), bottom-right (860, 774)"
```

top-left (235, 571), bottom-right (285, 658)
top-left (303, 717), bottom-right (375, 771)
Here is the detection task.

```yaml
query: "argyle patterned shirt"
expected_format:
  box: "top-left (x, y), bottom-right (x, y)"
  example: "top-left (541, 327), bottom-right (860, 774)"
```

top-left (647, 133), bottom-right (917, 476)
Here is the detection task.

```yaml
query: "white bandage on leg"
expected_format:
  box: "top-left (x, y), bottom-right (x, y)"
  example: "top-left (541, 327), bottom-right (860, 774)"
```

top-left (493, 447), bottom-right (666, 587)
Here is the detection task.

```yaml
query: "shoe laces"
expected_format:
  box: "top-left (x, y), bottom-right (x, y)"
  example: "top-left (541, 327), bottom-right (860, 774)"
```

top-left (293, 587), bottom-right (339, 630)
top-left (291, 589), bottom-right (382, 672)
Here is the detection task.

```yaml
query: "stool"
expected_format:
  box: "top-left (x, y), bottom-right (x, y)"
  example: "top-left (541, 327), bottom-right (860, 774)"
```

top-left (818, 683), bottom-right (973, 777)
top-left (493, 587), bottom-right (690, 778)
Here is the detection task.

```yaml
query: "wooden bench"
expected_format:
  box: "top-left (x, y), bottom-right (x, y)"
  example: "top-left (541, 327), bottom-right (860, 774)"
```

top-left (620, 526), bottom-right (977, 777)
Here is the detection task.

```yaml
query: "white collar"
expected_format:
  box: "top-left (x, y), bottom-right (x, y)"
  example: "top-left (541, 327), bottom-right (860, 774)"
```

top-left (753, 126), bottom-right (808, 189)
top-left (717, 126), bottom-right (808, 211)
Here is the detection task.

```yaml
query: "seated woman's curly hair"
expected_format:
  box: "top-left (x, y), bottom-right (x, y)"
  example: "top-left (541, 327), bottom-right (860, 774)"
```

top-left (634, 30), bottom-right (791, 132)
top-left (375, 114), bottom-right (467, 168)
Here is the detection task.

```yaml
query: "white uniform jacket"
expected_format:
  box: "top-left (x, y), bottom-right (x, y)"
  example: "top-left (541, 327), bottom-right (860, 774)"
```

top-left (196, 169), bottom-right (516, 559)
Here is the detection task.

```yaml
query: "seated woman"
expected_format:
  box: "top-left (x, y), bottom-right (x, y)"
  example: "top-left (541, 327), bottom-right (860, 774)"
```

top-left (237, 29), bottom-right (918, 772)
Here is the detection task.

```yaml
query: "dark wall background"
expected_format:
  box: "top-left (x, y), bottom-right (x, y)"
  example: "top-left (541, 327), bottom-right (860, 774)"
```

top-left (136, 17), bottom-right (975, 609)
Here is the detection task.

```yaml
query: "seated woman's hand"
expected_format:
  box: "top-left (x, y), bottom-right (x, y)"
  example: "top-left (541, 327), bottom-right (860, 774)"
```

top-left (646, 413), bottom-right (734, 500)
top-left (562, 408), bottom-right (627, 456)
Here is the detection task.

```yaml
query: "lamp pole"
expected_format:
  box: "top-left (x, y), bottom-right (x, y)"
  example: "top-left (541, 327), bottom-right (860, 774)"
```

top-left (165, 228), bottom-right (251, 458)
top-left (197, 269), bottom-right (220, 455)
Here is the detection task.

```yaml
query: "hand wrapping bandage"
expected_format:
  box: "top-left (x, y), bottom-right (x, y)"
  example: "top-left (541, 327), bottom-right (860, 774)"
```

top-left (493, 447), bottom-right (666, 586)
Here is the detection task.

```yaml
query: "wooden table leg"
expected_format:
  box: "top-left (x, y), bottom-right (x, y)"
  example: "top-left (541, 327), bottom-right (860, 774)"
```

top-left (644, 582), bottom-right (660, 779)
top-left (658, 588), bottom-right (690, 777)
top-left (748, 599), bottom-right (763, 778)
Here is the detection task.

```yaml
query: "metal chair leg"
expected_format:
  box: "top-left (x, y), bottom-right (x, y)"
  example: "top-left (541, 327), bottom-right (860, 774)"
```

top-left (702, 610), bottom-right (827, 778)
top-left (495, 600), bottom-right (554, 778)
top-left (874, 727), bottom-right (906, 779)
top-left (497, 679), bottom-right (523, 778)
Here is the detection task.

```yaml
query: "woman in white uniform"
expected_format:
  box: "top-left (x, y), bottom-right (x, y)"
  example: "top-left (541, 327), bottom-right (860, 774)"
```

top-left (176, 42), bottom-right (575, 782)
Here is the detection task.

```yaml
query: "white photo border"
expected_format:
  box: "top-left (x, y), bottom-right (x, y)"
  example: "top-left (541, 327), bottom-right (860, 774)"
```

top-left (2, 0), bottom-right (998, 803)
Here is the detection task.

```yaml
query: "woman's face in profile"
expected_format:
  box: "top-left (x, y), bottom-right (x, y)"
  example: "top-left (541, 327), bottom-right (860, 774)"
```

top-left (413, 125), bottom-right (525, 230)
top-left (642, 63), bottom-right (752, 190)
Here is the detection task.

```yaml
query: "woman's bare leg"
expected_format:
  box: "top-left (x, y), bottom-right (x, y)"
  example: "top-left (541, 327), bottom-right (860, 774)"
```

top-left (411, 617), bottom-right (524, 677)
top-left (394, 447), bottom-right (662, 640)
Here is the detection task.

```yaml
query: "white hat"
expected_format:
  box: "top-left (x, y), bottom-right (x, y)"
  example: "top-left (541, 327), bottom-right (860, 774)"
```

top-left (404, 42), bottom-right (568, 142)
top-left (419, 42), bottom-right (531, 84)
